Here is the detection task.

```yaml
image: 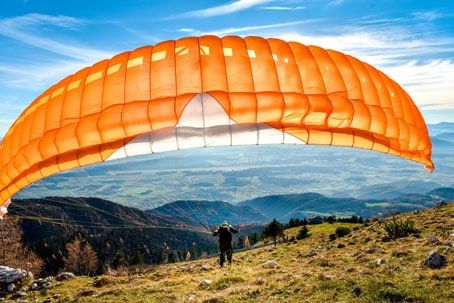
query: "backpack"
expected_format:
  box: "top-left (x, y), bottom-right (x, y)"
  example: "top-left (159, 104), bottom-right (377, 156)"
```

top-left (218, 225), bottom-right (232, 241)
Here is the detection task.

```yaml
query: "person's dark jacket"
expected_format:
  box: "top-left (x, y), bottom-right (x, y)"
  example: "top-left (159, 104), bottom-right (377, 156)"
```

top-left (213, 223), bottom-right (239, 251)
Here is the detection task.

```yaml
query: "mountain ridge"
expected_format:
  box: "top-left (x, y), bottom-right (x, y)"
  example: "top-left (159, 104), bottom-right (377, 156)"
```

top-left (148, 199), bottom-right (268, 225)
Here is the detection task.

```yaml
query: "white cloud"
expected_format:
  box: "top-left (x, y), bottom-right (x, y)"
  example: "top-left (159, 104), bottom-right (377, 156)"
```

top-left (167, 0), bottom-right (273, 19)
top-left (261, 6), bottom-right (305, 10)
top-left (328, 0), bottom-right (345, 6)
top-left (177, 27), bottom-right (197, 34)
top-left (0, 60), bottom-right (89, 90)
top-left (0, 13), bottom-right (83, 30)
top-left (0, 13), bottom-right (115, 93)
top-left (178, 20), bottom-right (315, 36)
top-left (0, 13), bottom-right (112, 61)
top-left (411, 10), bottom-right (442, 22)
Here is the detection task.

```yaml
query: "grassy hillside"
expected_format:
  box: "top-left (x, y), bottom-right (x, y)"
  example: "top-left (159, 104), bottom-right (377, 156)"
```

top-left (11, 203), bottom-right (453, 303)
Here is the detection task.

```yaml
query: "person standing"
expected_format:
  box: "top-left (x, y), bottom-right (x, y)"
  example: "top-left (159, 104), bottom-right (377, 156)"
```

top-left (212, 221), bottom-right (238, 267)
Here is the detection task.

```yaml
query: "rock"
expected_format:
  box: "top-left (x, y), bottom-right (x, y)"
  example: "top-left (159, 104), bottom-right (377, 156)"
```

top-left (11, 290), bottom-right (27, 298)
top-left (305, 249), bottom-right (317, 257)
top-left (180, 264), bottom-right (195, 272)
top-left (6, 283), bottom-right (15, 292)
top-left (187, 295), bottom-right (197, 301)
top-left (375, 258), bottom-right (385, 265)
top-left (42, 299), bottom-right (52, 303)
top-left (42, 282), bottom-right (52, 289)
top-left (200, 264), bottom-right (210, 271)
top-left (16, 300), bottom-right (28, 303)
top-left (52, 293), bottom-right (61, 299)
top-left (29, 283), bottom-right (38, 291)
top-left (425, 235), bottom-right (441, 245)
top-left (77, 289), bottom-right (96, 297)
top-left (367, 246), bottom-right (385, 254)
top-left (199, 279), bottom-right (212, 289)
top-left (0, 266), bottom-right (33, 288)
top-left (263, 260), bottom-right (279, 268)
top-left (423, 251), bottom-right (448, 269)
top-left (42, 276), bottom-right (53, 283)
top-left (56, 272), bottom-right (75, 281)
top-left (352, 286), bottom-right (362, 297)
top-left (93, 277), bottom-right (111, 288)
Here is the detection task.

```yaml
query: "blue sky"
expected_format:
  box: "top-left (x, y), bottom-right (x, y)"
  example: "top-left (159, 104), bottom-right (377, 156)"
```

top-left (0, 0), bottom-right (453, 137)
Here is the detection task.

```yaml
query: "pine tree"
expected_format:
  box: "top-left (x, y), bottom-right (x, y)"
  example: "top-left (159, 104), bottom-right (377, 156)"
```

top-left (262, 219), bottom-right (284, 246)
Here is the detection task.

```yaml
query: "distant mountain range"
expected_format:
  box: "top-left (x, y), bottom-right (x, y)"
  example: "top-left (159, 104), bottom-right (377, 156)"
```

top-left (428, 122), bottom-right (454, 149)
top-left (149, 200), bottom-right (268, 225)
top-left (238, 187), bottom-right (454, 222)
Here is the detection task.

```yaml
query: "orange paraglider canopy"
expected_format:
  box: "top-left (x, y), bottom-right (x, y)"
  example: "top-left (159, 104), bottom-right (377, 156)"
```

top-left (0, 35), bottom-right (433, 217)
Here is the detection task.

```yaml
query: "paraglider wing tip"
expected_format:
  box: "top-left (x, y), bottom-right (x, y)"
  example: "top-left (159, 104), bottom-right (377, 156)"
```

top-left (0, 198), bottom-right (11, 220)
top-left (425, 164), bottom-right (435, 173)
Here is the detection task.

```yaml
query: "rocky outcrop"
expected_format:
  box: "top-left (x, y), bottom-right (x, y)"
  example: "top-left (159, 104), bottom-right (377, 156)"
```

top-left (263, 260), bottom-right (279, 268)
top-left (0, 266), bottom-right (33, 294)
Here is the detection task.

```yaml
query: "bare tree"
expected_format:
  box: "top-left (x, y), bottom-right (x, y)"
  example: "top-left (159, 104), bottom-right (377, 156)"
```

top-left (63, 234), bottom-right (98, 275)
top-left (0, 216), bottom-right (43, 275)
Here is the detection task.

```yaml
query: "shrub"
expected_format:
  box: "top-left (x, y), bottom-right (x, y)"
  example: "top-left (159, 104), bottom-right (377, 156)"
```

top-left (335, 226), bottom-right (350, 238)
top-left (296, 225), bottom-right (310, 240)
top-left (338, 215), bottom-right (364, 224)
top-left (380, 217), bottom-right (419, 240)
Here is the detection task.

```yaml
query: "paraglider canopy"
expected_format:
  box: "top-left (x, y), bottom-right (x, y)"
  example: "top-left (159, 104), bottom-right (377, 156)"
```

top-left (0, 35), bottom-right (433, 218)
